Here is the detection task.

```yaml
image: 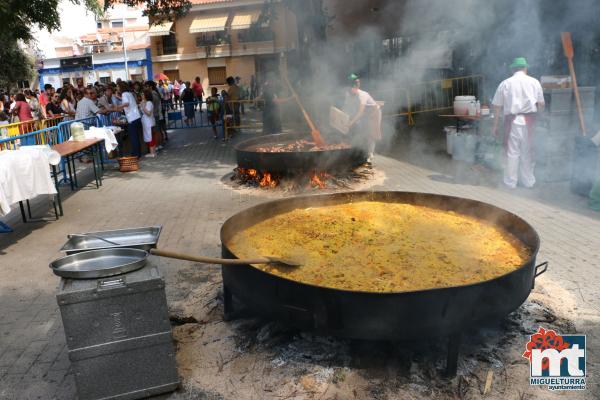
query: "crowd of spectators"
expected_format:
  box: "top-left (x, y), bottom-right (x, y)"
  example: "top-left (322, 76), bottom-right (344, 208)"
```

top-left (0, 73), bottom-right (255, 150)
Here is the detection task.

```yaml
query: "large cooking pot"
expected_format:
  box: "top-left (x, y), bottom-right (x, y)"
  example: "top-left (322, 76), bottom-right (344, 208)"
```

top-left (235, 132), bottom-right (366, 174)
top-left (219, 191), bottom-right (547, 375)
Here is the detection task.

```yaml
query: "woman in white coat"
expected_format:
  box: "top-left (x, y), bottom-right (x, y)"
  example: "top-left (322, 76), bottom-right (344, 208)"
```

top-left (346, 74), bottom-right (382, 163)
top-left (141, 89), bottom-right (156, 158)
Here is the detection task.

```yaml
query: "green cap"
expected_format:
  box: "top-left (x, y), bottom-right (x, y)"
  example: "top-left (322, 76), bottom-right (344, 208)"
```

top-left (348, 73), bottom-right (359, 82)
top-left (510, 57), bottom-right (529, 69)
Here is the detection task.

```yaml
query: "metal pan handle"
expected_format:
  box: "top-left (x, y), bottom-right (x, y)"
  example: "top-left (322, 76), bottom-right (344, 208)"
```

top-left (98, 277), bottom-right (127, 291)
top-left (535, 261), bottom-right (548, 277)
top-left (532, 261), bottom-right (548, 289)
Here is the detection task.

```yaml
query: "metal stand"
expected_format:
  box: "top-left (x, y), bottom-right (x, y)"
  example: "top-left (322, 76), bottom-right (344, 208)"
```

top-left (445, 333), bottom-right (462, 377)
top-left (223, 285), bottom-right (234, 321)
top-left (52, 165), bottom-right (64, 216)
top-left (18, 197), bottom-right (60, 223)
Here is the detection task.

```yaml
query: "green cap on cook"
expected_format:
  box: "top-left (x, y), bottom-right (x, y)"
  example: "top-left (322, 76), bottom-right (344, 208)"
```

top-left (510, 57), bottom-right (529, 69)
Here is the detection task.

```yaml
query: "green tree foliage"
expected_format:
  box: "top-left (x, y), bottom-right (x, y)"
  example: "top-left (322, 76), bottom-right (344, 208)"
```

top-left (0, 0), bottom-right (191, 87)
top-left (108, 0), bottom-right (192, 24)
top-left (0, 37), bottom-right (36, 89)
top-left (0, 0), bottom-right (101, 42)
top-left (0, 0), bottom-right (192, 43)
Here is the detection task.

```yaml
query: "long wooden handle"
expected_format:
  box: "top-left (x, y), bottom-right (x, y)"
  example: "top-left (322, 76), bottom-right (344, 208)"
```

top-left (282, 74), bottom-right (325, 146)
top-left (561, 32), bottom-right (587, 136)
top-left (567, 59), bottom-right (587, 136)
top-left (149, 248), bottom-right (269, 265)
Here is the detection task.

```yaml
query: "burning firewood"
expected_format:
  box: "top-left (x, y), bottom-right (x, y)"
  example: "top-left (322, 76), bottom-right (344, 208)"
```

top-left (232, 164), bottom-right (373, 192)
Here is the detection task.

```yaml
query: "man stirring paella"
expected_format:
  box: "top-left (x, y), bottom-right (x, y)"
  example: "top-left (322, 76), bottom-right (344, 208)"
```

top-left (346, 74), bottom-right (382, 163)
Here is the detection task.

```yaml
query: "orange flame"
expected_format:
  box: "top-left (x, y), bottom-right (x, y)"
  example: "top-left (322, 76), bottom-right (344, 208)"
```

top-left (310, 171), bottom-right (331, 189)
top-left (237, 168), bottom-right (278, 188)
top-left (260, 172), bottom-right (278, 188)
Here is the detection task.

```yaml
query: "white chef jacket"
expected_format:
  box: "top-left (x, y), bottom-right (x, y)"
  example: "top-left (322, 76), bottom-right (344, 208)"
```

top-left (357, 89), bottom-right (378, 107)
top-left (122, 92), bottom-right (141, 123)
top-left (492, 71), bottom-right (544, 120)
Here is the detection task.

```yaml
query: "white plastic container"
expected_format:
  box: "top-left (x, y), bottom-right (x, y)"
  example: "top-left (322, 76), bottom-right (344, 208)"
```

top-left (444, 126), bottom-right (457, 155)
top-left (452, 130), bottom-right (478, 163)
top-left (71, 122), bottom-right (86, 142)
top-left (454, 96), bottom-right (476, 116)
top-left (467, 101), bottom-right (477, 116)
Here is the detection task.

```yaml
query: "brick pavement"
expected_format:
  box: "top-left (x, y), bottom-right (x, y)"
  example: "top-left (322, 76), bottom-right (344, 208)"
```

top-left (0, 123), bottom-right (599, 399)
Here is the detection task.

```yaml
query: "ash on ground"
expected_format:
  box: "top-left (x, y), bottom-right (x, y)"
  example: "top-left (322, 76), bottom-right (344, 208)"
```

top-left (166, 277), bottom-right (589, 400)
top-left (224, 164), bottom-right (385, 194)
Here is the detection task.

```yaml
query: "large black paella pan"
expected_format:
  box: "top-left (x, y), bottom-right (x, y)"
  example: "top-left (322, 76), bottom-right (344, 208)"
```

top-left (219, 191), bottom-right (547, 375)
top-left (234, 132), bottom-right (367, 174)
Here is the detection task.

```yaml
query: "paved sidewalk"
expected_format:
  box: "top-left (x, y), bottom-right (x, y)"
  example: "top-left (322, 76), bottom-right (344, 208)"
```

top-left (0, 124), bottom-right (599, 399)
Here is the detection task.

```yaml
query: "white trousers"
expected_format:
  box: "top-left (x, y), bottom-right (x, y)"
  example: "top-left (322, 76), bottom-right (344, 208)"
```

top-left (367, 139), bottom-right (376, 160)
top-left (504, 122), bottom-right (535, 188)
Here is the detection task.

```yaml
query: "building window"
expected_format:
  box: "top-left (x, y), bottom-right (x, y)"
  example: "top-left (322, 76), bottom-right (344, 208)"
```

top-left (196, 32), bottom-right (229, 47)
top-left (208, 67), bottom-right (226, 85)
top-left (161, 33), bottom-right (177, 55)
top-left (111, 20), bottom-right (124, 28)
top-left (96, 21), bottom-right (102, 29)
top-left (99, 76), bottom-right (111, 84)
top-left (62, 78), bottom-right (71, 86)
top-left (163, 70), bottom-right (180, 82)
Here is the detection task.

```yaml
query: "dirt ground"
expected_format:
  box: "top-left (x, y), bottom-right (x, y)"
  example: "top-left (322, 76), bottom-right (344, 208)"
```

top-left (164, 263), bottom-right (593, 400)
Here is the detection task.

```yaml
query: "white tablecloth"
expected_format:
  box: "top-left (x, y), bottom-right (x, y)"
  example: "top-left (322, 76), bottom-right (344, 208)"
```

top-left (69, 127), bottom-right (119, 154)
top-left (0, 146), bottom-right (59, 216)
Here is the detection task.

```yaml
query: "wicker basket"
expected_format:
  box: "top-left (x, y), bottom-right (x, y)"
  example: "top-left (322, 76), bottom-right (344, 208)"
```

top-left (117, 156), bottom-right (139, 172)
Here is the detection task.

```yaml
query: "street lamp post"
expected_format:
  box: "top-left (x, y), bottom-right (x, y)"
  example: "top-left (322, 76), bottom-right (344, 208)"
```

top-left (122, 16), bottom-right (130, 80)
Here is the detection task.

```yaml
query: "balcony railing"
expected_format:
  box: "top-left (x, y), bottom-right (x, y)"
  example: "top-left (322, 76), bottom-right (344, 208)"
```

top-left (195, 38), bottom-right (231, 47)
top-left (231, 40), bottom-right (275, 56)
top-left (205, 44), bottom-right (231, 58)
top-left (153, 41), bottom-right (278, 61)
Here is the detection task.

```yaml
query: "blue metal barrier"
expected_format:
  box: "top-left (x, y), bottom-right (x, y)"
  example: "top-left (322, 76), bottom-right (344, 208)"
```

top-left (0, 125), bottom-right (62, 149)
top-left (55, 117), bottom-right (101, 182)
top-left (0, 221), bottom-right (13, 233)
top-left (97, 112), bottom-right (124, 128)
top-left (164, 100), bottom-right (225, 136)
top-left (0, 125), bottom-right (63, 230)
top-left (57, 116), bottom-right (99, 142)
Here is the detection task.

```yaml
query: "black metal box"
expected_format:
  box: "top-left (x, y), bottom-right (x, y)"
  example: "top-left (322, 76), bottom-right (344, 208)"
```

top-left (56, 259), bottom-right (179, 400)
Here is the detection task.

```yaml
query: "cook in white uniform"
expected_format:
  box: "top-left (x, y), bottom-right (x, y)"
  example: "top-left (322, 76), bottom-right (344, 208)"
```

top-left (492, 57), bottom-right (545, 189)
top-left (346, 74), bottom-right (382, 163)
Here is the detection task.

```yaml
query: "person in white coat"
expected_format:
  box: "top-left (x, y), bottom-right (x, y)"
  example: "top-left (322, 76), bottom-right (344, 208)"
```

top-left (492, 57), bottom-right (545, 189)
top-left (346, 74), bottom-right (382, 163)
top-left (141, 89), bottom-right (156, 158)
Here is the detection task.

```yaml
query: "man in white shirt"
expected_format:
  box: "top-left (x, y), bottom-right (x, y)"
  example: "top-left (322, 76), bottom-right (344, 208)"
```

top-left (492, 57), bottom-right (545, 189)
top-left (114, 81), bottom-right (143, 157)
top-left (347, 74), bottom-right (382, 163)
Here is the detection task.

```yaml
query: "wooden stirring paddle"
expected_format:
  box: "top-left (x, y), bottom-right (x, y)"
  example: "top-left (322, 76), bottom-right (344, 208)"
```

top-left (149, 248), bottom-right (301, 268)
top-left (283, 73), bottom-right (326, 147)
top-left (561, 32), bottom-right (587, 136)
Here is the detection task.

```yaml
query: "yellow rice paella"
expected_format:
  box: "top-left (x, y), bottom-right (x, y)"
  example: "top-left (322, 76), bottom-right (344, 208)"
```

top-left (227, 201), bottom-right (530, 293)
